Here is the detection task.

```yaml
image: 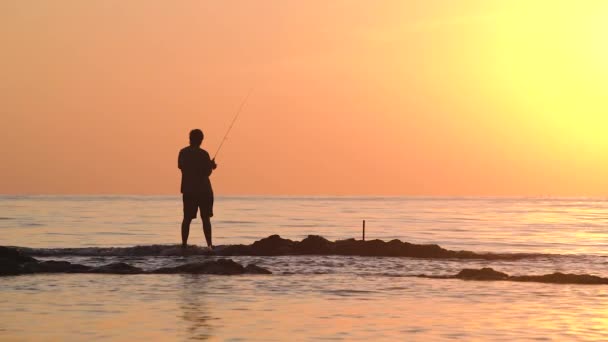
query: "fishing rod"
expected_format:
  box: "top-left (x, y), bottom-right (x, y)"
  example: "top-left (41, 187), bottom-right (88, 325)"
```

top-left (213, 88), bottom-right (253, 160)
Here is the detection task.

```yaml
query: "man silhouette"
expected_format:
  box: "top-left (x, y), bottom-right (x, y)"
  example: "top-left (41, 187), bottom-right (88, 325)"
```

top-left (178, 129), bottom-right (217, 248)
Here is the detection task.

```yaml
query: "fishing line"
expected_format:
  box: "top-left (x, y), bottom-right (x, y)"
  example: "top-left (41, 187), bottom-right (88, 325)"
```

top-left (213, 87), bottom-right (254, 160)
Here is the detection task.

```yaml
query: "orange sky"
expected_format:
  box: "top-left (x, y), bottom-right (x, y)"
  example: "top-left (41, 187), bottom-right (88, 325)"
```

top-left (2, 1), bottom-right (607, 196)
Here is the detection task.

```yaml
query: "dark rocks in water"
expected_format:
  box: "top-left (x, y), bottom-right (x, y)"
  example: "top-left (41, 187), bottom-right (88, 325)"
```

top-left (158, 246), bottom-right (215, 257)
top-left (251, 235), bottom-right (295, 255)
top-left (213, 235), bottom-right (533, 260)
top-left (0, 246), bottom-right (38, 275)
top-left (216, 244), bottom-right (251, 256)
top-left (0, 246), bottom-right (270, 276)
top-left (295, 235), bottom-right (333, 254)
top-left (330, 237), bottom-right (472, 259)
top-left (454, 268), bottom-right (509, 281)
top-left (0, 246), bottom-right (36, 263)
top-left (219, 234), bottom-right (306, 256)
top-left (511, 272), bottom-right (608, 285)
top-left (423, 267), bottom-right (608, 285)
top-left (19, 245), bottom-right (215, 257)
top-left (15, 235), bottom-right (544, 260)
top-left (2, 245), bottom-right (608, 285)
top-left (22, 260), bottom-right (92, 274)
top-left (0, 261), bottom-right (22, 276)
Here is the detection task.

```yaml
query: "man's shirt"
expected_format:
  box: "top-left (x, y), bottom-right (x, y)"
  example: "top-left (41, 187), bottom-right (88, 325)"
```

top-left (178, 146), bottom-right (214, 194)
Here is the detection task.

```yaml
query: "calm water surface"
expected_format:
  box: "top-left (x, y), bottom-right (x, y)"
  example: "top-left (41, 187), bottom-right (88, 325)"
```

top-left (1, 196), bottom-right (608, 341)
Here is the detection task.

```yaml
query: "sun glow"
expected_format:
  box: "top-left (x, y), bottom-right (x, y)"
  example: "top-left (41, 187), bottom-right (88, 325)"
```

top-left (2, 1), bottom-right (608, 195)
top-left (488, 2), bottom-right (608, 157)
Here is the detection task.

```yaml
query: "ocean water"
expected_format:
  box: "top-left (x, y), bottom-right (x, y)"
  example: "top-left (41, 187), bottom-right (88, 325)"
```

top-left (2, 196), bottom-right (608, 341)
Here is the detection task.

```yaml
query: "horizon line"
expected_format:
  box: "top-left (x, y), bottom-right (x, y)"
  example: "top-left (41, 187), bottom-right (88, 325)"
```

top-left (1, 193), bottom-right (607, 201)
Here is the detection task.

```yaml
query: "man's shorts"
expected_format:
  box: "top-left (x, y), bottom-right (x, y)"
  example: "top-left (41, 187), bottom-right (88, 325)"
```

top-left (183, 192), bottom-right (214, 219)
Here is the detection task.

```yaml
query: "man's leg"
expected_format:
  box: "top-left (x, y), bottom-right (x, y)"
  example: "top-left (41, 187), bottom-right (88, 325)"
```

top-left (181, 218), bottom-right (192, 247)
top-left (202, 216), bottom-right (212, 248)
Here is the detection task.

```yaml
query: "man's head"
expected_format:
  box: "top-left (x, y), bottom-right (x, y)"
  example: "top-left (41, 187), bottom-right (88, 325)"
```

top-left (189, 129), bottom-right (204, 146)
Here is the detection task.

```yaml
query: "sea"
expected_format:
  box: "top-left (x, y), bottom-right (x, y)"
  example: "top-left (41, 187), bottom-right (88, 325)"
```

top-left (1, 195), bottom-right (608, 341)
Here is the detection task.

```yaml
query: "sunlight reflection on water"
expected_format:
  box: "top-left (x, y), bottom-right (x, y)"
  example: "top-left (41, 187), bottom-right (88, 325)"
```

top-left (1, 274), bottom-right (608, 341)
top-left (2, 196), bottom-right (608, 255)
top-left (2, 196), bottom-right (608, 340)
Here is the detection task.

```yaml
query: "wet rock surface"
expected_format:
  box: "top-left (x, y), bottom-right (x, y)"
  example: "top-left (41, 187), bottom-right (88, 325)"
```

top-left (420, 267), bottom-right (608, 285)
top-left (14, 235), bottom-right (546, 260)
top-left (2, 245), bottom-right (608, 284)
top-left (510, 272), bottom-right (608, 285)
top-left (0, 247), bottom-right (271, 276)
top-left (216, 235), bottom-right (540, 260)
top-left (454, 268), bottom-right (509, 281)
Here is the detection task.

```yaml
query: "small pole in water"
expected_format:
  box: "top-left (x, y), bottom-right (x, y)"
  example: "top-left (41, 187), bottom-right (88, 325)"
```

top-left (362, 220), bottom-right (366, 241)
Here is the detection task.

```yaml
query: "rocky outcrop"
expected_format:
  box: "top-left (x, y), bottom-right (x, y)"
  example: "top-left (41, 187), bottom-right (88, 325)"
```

top-left (22, 260), bottom-right (92, 274)
top-left (511, 272), bottom-right (608, 285)
top-left (2, 246), bottom-right (608, 285)
top-left (216, 235), bottom-right (537, 260)
top-left (14, 235), bottom-right (545, 260)
top-left (16, 245), bottom-right (216, 257)
top-left (0, 246), bottom-right (37, 263)
top-left (0, 247), bottom-right (270, 276)
top-left (422, 267), bottom-right (608, 285)
top-left (454, 268), bottom-right (509, 281)
top-left (1, 246), bottom-right (42, 275)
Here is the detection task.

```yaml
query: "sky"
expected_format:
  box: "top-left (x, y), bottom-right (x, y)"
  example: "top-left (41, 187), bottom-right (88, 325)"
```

top-left (2, 1), bottom-right (608, 196)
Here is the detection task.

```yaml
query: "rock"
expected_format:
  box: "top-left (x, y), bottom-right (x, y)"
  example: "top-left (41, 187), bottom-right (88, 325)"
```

top-left (22, 260), bottom-right (92, 274)
top-left (250, 235), bottom-right (295, 256)
top-left (0, 247), bottom-right (98, 276)
top-left (334, 238), bottom-right (365, 255)
top-left (215, 244), bottom-right (252, 256)
top-left (454, 268), bottom-right (509, 281)
top-left (435, 268), bottom-right (608, 285)
top-left (295, 235), bottom-right (333, 254)
top-left (0, 247), bottom-right (39, 275)
top-left (0, 245), bottom-right (270, 276)
top-left (0, 246), bottom-right (37, 263)
top-left (402, 242), bottom-right (452, 258)
top-left (512, 272), bottom-right (608, 285)
top-left (3, 242), bottom-right (608, 285)
top-left (362, 239), bottom-right (389, 256)
top-left (91, 262), bottom-right (143, 274)
top-left (333, 238), bottom-right (449, 258)
top-left (13, 236), bottom-right (543, 260)
top-left (0, 260), bottom-right (23, 275)
top-left (158, 246), bottom-right (214, 256)
top-left (384, 239), bottom-right (407, 256)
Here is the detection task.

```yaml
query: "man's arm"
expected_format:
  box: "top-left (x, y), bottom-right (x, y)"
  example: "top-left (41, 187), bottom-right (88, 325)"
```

top-left (203, 151), bottom-right (216, 177)
top-left (178, 150), bottom-right (184, 170)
